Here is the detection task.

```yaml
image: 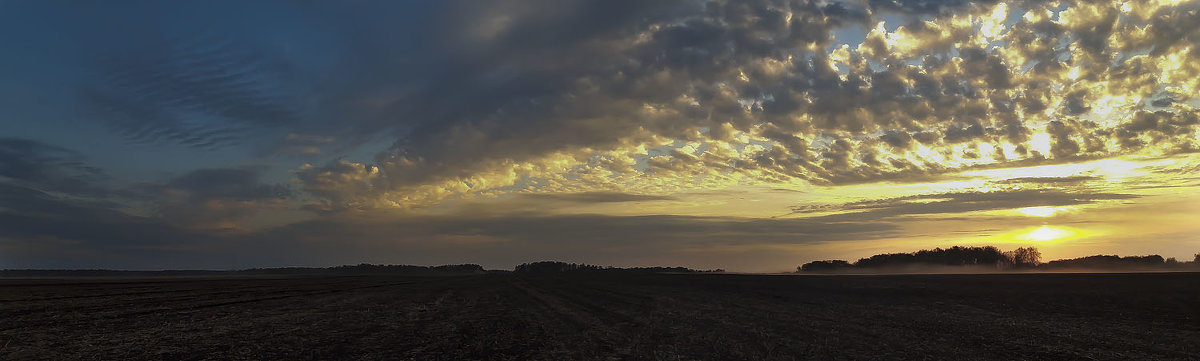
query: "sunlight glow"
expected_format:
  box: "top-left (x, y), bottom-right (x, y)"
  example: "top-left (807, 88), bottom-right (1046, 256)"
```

top-left (1014, 206), bottom-right (1075, 217)
top-left (1017, 226), bottom-right (1080, 243)
top-left (960, 157), bottom-right (1172, 183)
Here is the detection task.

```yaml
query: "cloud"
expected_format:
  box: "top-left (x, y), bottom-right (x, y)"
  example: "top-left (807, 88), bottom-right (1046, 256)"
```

top-left (994, 175), bottom-right (1100, 185)
top-left (267, 0), bottom-right (1200, 208)
top-left (792, 189), bottom-right (1140, 221)
top-left (69, 3), bottom-right (311, 150)
top-left (9, 0), bottom-right (1199, 208)
top-left (0, 186), bottom-right (895, 269)
top-left (518, 192), bottom-right (677, 203)
top-left (430, 213), bottom-right (898, 246)
top-left (0, 182), bottom-right (208, 268)
top-left (0, 137), bottom-right (290, 232)
top-left (293, 160), bottom-right (381, 209)
top-left (136, 167), bottom-right (292, 228)
top-left (220, 209), bottom-right (901, 270)
top-left (0, 163), bottom-right (291, 268)
top-left (155, 167), bottom-right (290, 201)
top-left (264, 133), bottom-right (336, 156)
top-left (0, 137), bottom-right (109, 196)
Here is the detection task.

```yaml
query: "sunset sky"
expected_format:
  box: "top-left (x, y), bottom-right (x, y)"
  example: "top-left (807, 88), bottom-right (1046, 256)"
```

top-left (1, 0), bottom-right (1198, 272)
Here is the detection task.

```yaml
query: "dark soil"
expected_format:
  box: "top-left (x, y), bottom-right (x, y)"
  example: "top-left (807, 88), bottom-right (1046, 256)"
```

top-left (2, 272), bottom-right (1197, 360)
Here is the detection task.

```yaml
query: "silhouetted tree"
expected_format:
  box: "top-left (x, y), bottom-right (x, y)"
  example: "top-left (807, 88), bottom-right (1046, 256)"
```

top-left (1042, 255), bottom-right (1166, 270)
top-left (1007, 247), bottom-right (1041, 268)
top-left (513, 261), bottom-right (719, 274)
top-left (799, 260), bottom-right (853, 272)
top-left (514, 261), bottom-right (604, 273)
top-left (852, 246), bottom-right (1012, 269)
top-left (327, 263), bottom-right (485, 275)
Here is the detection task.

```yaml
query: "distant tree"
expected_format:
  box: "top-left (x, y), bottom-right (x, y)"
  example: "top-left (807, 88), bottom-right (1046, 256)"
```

top-left (1166, 257), bottom-right (1178, 265)
top-left (1042, 254), bottom-right (1166, 270)
top-left (799, 260), bottom-right (853, 272)
top-left (852, 246), bottom-right (1011, 269)
top-left (327, 263), bottom-right (485, 275)
top-left (1127, 255), bottom-right (1165, 264)
top-left (1010, 247), bottom-right (1041, 267)
top-left (515, 261), bottom-right (604, 273)
top-left (1195, 253), bottom-right (1200, 263)
top-left (513, 261), bottom-right (715, 274)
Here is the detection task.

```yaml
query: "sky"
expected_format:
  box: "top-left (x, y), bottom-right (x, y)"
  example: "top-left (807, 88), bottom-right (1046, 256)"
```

top-left (1, 0), bottom-right (1199, 272)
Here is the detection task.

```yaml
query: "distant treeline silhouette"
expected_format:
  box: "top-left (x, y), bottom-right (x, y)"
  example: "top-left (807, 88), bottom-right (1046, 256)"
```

top-left (326, 263), bottom-right (486, 275)
top-left (514, 261), bottom-right (723, 274)
top-left (800, 247), bottom-right (1200, 273)
top-left (1041, 255), bottom-right (1180, 270)
top-left (800, 246), bottom-right (1037, 272)
top-left (0, 263), bottom-right (486, 277)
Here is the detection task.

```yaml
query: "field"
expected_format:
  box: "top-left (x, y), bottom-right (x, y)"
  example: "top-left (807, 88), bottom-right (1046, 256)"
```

top-left (2, 272), bottom-right (1198, 360)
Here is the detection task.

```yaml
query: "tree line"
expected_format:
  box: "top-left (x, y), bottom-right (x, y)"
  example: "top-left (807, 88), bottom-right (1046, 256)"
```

top-left (799, 246), bottom-right (1200, 273)
top-left (513, 261), bottom-right (724, 274)
top-left (0, 263), bottom-right (487, 277)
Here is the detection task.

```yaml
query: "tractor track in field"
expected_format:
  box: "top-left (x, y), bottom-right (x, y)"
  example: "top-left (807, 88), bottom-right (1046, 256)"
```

top-left (0, 282), bottom-right (414, 332)
top-left (113, 282), bottom-right (414, 317)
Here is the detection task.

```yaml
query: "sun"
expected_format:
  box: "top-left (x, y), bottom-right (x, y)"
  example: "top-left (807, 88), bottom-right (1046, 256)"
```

top-left (992, 225), bottom-right (1098, 244)
top-left (1019, 226), bottom-right (1078, 242)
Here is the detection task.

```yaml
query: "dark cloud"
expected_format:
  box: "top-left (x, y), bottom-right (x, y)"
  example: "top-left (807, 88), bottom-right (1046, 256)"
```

top-left (0, 183), bottom-right (116, 221)
top-left (868, 0), bottom-right (1000, 15)
top-left (0, 137), bottom-right (109, 196)
top-left (263, 133), bottom-right (336, 156)
top-left (1116, 110), bottom-right (1200, 150)
top-left (0, 182), bottom-right (204, 268)
top-left (293, 160), bottom-right (378, 208)
top-left (943, 122), bottom-right (987, 143)
top-left (136, 167), bottom-right (291, 227)
top-left (157, 167), bottom-right (290, 202)
top-left (0, 162), bottom-right (293, 268)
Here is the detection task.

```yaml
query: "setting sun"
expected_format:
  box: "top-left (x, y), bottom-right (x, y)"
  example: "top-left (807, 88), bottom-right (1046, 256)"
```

top-left (1019, 226), bottom-right (1079, 243)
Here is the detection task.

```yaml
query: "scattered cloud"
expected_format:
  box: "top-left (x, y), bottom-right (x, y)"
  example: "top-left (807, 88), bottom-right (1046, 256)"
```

top-left (266, 0), bottom-right (1200, 208)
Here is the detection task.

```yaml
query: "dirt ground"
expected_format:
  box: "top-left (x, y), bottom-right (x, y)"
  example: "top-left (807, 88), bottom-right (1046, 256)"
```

top-left (1, 272), bottom-right (1197, 360)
